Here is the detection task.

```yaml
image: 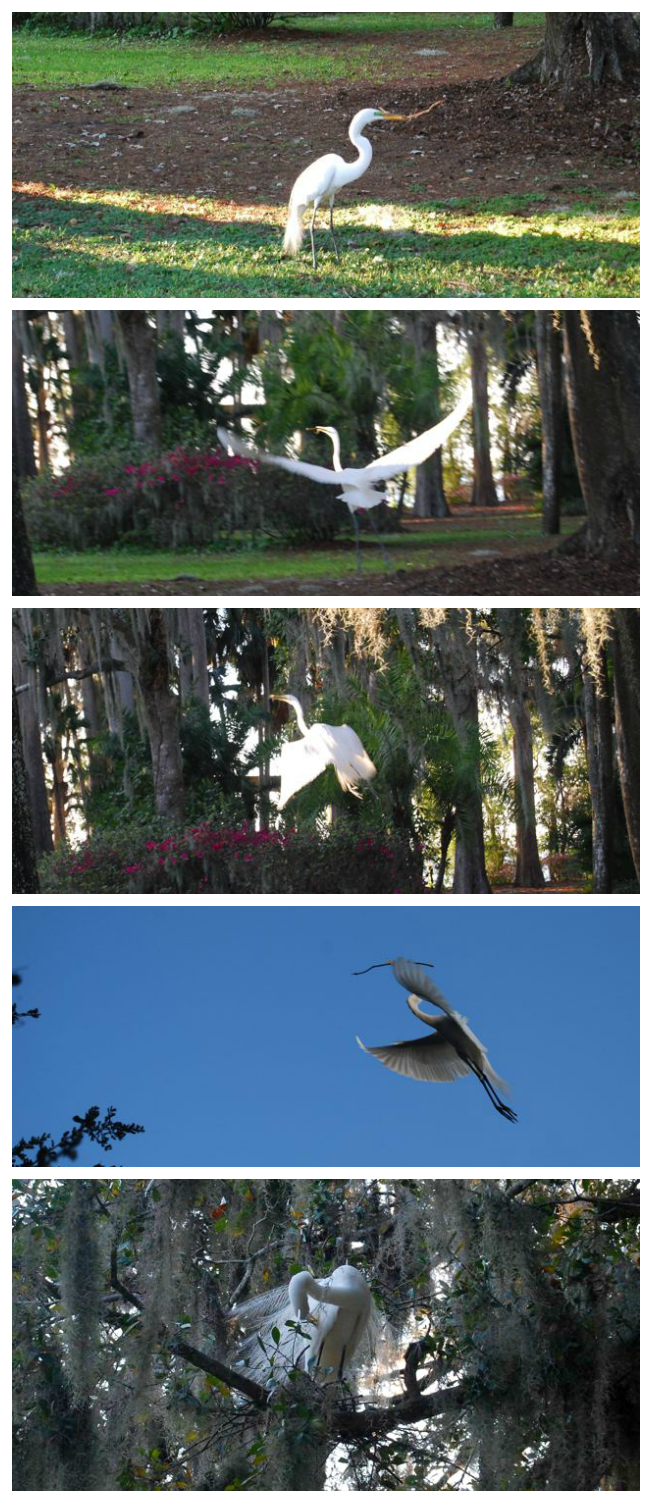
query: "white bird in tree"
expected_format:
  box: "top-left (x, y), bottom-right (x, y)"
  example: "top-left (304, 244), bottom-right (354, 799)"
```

top-left (232, 1264), bottom-right (376, 1384)
top-left (290, 1266), bottom-right (374, 1380)
top-left (283, 107), bottom-right (408, 268)
top-left (355, 956), bottom-right (517, 1122)
top-left (271, 693), bottom-right (376, 808)
top-left (218, 386), bottom-right (471, 573)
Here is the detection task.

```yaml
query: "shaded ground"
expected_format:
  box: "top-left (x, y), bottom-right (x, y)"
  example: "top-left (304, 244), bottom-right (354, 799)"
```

top-left (493, 883), bottom-right (586, 894)
top-left (40, 547), bottom-right (639, 598)
top-left (13, 42), bottom-right (638, 211)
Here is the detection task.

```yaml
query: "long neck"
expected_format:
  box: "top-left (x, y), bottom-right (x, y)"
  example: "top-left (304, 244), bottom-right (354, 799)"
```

top-left (344, 122), bottom-right (373, 186)
top-left (284, 695), bottom-right (309, 736)
top-left (327, 432), bottom-right (343, 472)
top-left (407, 994), bottom-right (441, 1030)
top-left (306, 1274), bottom-right (357, 1310)
top-left (279, 694), bottom-right (309, 736)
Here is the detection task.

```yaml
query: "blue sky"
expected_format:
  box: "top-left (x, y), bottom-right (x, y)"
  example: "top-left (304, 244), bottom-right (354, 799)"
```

top-left (12, 905), bottom-right (639, 1169)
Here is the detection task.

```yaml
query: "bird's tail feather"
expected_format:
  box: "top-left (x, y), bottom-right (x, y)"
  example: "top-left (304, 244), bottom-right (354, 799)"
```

top-left (283, 198), bottom-right (305, 254)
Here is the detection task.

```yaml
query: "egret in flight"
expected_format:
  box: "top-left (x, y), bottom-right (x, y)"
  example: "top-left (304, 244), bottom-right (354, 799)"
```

top-left (218, 386), bottom-right (471, 573)
top-left (355, 956), bottom-right (517, 1122)
top-left (271, 693), bottom-right (376, 807)
top-left (310, 423), bottom-right (392, 569)
top-left (283, 107), bottom-right (407, 268)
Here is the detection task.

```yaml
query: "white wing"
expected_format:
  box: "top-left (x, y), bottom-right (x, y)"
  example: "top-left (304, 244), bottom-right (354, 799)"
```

top-left (218, 389), bottom-right (470, 491)
top-left (392, 958), bottom-right (511, 1094)
top-left (361, 388), bottom-right (472, 482)
top-left (277, 737), bottom-right (332, 808)
top-left (278, 724), bottom-right (376, 807)
top-left (357, 1034), bottom-right (471, 1083)
top-left (218, 427), bottom-right (344, 486)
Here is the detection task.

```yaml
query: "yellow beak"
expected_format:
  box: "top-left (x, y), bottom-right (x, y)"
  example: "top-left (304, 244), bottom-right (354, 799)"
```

top-left (382, 113), bottom-right (407, 121)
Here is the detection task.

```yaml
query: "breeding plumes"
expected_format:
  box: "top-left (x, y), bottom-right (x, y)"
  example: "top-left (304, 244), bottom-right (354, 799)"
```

top-left (283, 107), bottom-right (407, 268)
top-left (355, 956), bottom-right (517, 1122)
top-left (271, 693), bottom-right (376, 807)
top-left (231, 1264), bottom-right (376, 1385)
top-left (218, 386), bottom-right (471, 573)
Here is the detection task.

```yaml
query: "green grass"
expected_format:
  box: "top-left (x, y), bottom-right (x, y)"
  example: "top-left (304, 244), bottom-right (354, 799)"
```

top-left (13, 188), bottom-right (639, 298)
top-left (12, 16), bottom-right (543, 90)
top-left (12, 16), bottom-right (639, 299)
top-left (34, 517), bottom-right (582, 587)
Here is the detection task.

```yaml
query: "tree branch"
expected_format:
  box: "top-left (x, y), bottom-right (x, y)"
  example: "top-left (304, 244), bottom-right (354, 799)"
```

top-left (170, 1336), bottom-right (268, 1408)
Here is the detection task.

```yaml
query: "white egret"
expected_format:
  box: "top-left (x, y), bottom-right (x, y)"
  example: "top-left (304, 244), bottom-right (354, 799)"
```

top-left (232, 1264), bottom-right (376, 1384)
top-left (309, 423), bottom-right (392, 569)
top-left (271, 693), bottom-right (376, 807)
top-left (283, 107), bottom-right (407, 268)
top-left (355, 956), bottom-right (517, 1122)
top-left (290, 1265), bottom-right (374, 1380)
top-left (218, 386), bottom-right (471, 573)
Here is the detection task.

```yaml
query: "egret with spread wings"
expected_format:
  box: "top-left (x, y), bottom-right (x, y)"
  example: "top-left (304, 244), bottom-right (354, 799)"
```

top-left (218, 386), bottom-right (471, 573)
top-left (272, 693), bottom-right (376, 808)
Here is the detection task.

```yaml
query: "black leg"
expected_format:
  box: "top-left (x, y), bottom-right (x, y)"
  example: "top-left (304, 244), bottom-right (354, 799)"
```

top-left (367, 507), bottom-right (393, 568)
top-left (310, 203), bottom-right (318, 270)
top-left (464, 1057), bottom-right (518, 1122)
top-left (329, 200), bottom-right (340, 260)
top-left (351, 509), bottom-right (362, 573)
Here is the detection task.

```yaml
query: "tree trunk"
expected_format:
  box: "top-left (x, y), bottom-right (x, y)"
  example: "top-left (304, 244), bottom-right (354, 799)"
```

top-left (470, 351), bottom-right (499, 506)
top-left (12, 423), bottom-right (39, 595)
top-left (494, 13), bottom-right (513, 26)
top-left (434, 806), bottom-right (455, 891)
top-left (12, 314), bottom-right (36, 477)
top-left (13, 684), bottom-right (41, 893)
top-left (511, 12), bottom-right (639, 90)
top-left (581, 644), bottom-right (614, 893)
top-left (117, 313), bottom-right (161, 448)
top-left (562, 312), bottom-right (639, 554)
top-left (433, 614), bottom-right (491, 893)
top-left (113, 610), bottom-right (185, 821)
top-left (409, 314), bottom-right (450, 519)
top-left (509, 694), bottom-right (545, 887)
top-left (12, 620), bottom-right (53, 855)
top-left (611, 609), bottom-right (639, 883)
top-left (535, 311), bottom-right (563, 535)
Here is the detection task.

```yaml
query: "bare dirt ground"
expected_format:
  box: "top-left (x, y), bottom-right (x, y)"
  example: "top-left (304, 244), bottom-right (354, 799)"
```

top-left (13, 26), bottom-right (639, 209)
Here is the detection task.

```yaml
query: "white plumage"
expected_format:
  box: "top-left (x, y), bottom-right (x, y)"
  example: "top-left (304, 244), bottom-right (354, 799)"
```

top-left (356, 956), bottom-right (517, 1121)
top-left (232, 1264), bottom-right (376, 1385)
top-left (282, 107), bottom-right (406, 267)
top-left (272, 693), bottom-right (376, 808)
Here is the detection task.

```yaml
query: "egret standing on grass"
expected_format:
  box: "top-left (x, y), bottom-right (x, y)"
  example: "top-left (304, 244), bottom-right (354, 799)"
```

top-left (271, 693), bottom-right (376, 807)
top-left (355, 956), bottom-right (518, 1122)
top-left (283, 107), bottom-right (408, 268)
top-left (218, 386), bottom-right (471, 573)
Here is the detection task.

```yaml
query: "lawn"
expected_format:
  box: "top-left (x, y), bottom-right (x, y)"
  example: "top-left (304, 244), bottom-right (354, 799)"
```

top-left (13, 14), bottom-right (638, 299)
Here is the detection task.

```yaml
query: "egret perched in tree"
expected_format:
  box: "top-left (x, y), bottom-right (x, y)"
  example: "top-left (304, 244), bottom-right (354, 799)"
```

top-left (290, 1266), bottom-right (374, 1380)
top-left (231, 1264), bottom-right (376, 1384)
top-left (271, 693), bottom-right (376, 807)
top-left (283, 107), bottom-right (408, 268)
top-left (355, 956), bottom-right (517, 1122)
top-left (218, 386), bottom-right (471, 573)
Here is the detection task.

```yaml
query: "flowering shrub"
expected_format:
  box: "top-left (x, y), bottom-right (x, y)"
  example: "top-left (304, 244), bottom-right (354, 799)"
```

top-left (24, 446), bottom-right (241, 550)
top-left (24, 443), bottom-right (346, 551)
top-left (39, 822), bottom-right (425, 895)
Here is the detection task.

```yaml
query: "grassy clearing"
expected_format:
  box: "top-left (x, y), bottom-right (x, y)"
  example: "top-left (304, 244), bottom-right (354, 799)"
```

top-left (34, 518), bottom-right (582, 587)
top-left (13, 187), bottom-right (639, 298)
top-left (13, 15), bottom-right (543, 90)
top-left (13, 20), bottom-right (637, 297)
